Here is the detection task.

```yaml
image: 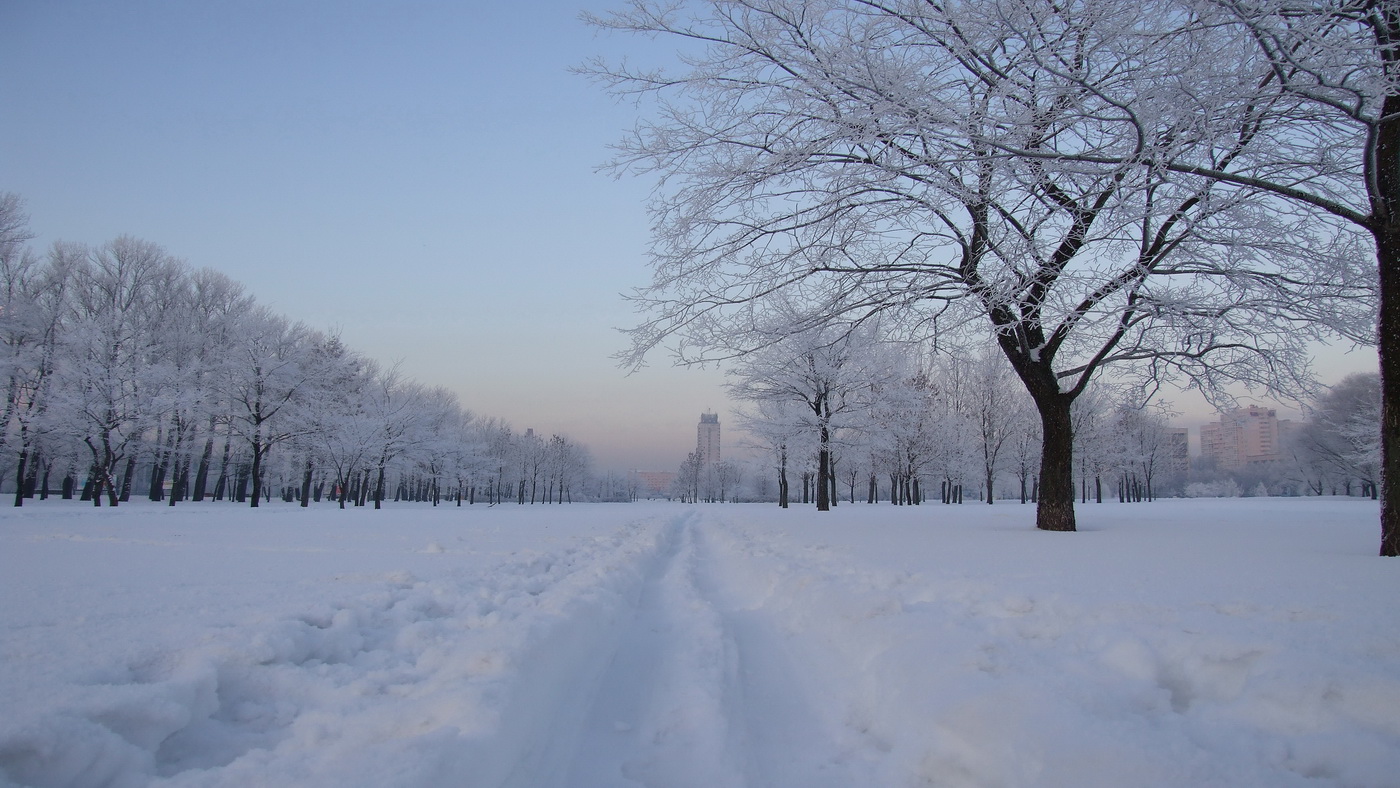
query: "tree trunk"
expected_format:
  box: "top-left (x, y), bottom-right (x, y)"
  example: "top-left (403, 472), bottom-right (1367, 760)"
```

top-left (826, 454), bottom-right (837, 509)
top-left (235, 463), bottom-right (249, 503)
top-left (1034, 393), bottom-right (1077, 531)
top-left (249, 444), bottom-right (264, 507)
top-left (193, 432), bottom-right (215, 501)
top-left (106, 465), bottom-right (120, 506)
top-left (119, 455), bottom-right (136, 502)
top-left (23, 449), bottom-right (39, 498)
top-left (1374, 83), bottom-right (1400, 555)
top-left (1378, 223), bottom-right (1400, 554)
top-left (778, 448), bottom-right (789, 508)
top-left (213, 437), bottom-right (231, 501)
top-left (301, 458), bottom-right (313, 507)
top-left (14, 446), bottom-right (27, 507)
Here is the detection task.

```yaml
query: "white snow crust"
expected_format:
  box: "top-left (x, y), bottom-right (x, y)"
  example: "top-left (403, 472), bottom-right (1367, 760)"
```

top-left (2, 498), bottom-right (1397, 787)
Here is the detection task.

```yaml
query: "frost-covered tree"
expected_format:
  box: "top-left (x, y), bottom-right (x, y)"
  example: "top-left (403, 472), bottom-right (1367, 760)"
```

top-left (929, 0), bottom-right (1396, 544)
top-left (589, 0), bottom-right (1371, 532)
top-left (736, 397), bottom-right (810, 507)
top-left (727, 323), bottom-right (894, 510)
top-left (1109, 403), bottom-right (1175, 502)
top-left (180, 269), bottom-right (255, 503)
top-left (220, 308), bottom-right (327, 507)
top-left (960, 346), bottom-right (1021, 503)
top-left (56, 237), bottom-right (187, 505)
top-left (0, 197), bottom-right (603, 510)
top-left (1175, 0), bottom-right (1395, 547)
top-left (1297, 373), bottom-right (1382, 498)
top-left (1, 201), bottom-right (69, 505)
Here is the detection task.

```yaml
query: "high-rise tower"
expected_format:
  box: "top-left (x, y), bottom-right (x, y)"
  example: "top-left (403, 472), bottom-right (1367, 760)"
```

top-left (697, 412), bottom-right (721, 468)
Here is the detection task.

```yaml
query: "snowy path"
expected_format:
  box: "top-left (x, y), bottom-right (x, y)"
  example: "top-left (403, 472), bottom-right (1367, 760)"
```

top-left (550, 511), bottom-right (856, 788)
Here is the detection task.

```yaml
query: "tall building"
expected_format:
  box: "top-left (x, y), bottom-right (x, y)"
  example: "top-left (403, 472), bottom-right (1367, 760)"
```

top-left (1199, 406), bottom-right (1292, 470)
top-left (697, 412), bottom-right (721, 468)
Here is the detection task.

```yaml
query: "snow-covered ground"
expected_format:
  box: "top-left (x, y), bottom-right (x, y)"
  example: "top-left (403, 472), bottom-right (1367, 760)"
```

top-left (1, 497), bottom-right (1397, 787)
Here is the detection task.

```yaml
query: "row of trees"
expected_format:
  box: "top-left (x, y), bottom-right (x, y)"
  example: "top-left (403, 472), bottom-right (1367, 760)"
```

top-left (713, 326), bottom-right (1189, 507)
top-left (588, 0), bottom-right (1394, 552)
top-left (0, 193), bottom-right (599, 507)
top-left (682, 332), bottom-right (1379, 507)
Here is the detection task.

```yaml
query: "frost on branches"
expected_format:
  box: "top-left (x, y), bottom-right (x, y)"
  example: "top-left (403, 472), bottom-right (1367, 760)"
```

top-left (588, 0), bottom-right (1375, 532)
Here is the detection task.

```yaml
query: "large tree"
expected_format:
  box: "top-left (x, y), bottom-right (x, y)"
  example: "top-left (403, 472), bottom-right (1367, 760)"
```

top-left (946, 0), bottom-right (1397, 549)
top-left (590, 0), bottom-right (1372, 531)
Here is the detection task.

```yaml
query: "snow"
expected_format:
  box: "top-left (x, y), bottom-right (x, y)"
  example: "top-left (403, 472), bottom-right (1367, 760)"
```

top-left (2, 498), bottom-right (1397, 787)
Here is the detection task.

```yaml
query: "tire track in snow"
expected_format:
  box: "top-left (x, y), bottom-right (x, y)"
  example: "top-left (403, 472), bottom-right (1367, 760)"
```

top-left (552, 510), bottom-right (860, 788)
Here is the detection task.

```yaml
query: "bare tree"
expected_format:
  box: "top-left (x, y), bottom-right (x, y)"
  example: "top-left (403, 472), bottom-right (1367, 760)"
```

top-left (57, 237), bottom-right (186, 505)
top-left (1297, 373), bottom-right (1382, 498)
top-left (221, 308), bottom-right (326, 507)
top-left (589, 0), bottom-right (1371, 531)
top-left (736, 397), bottom-right (808, 507)
top-left (928, 0), bottom-right (1397, 547)
top-left (727, 323), bottom-right (893, 510)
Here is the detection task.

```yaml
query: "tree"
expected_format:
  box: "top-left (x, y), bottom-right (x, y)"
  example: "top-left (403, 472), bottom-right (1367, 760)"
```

top-left (1297, 373), bottom-right (1382, 498)
top-left (727, 322), bottom-right (892, 510)
top-left (183, 269), bottom-right (256, 502)
top-left (923, 0), bottom-right (1396, 547)
top-left (589, 0), bottom-right (1371, 532)
top-left (958, 346), bottom-right (1020, 503)
top-left (868, 365), bottom-right (942, 505)
top-left (675, 450), bottom-right (702, 503)
top-left (1071, 387), bottom-right (1116, 504)
top-left (1174, 0), bottom-right (1398, 550)
top-left (1110, 403), bottom-right (1175, 503)
top-left (221, 308), bottom-right (324, 507)
top-left (0, 198), bottom-right (64, 506)
top-left (736, 397), bottom-right (808, 507)
top-left (57, 237), bottom-right (186, 505)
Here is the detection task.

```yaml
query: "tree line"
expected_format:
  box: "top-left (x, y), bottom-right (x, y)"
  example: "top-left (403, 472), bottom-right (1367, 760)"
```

top-left (686, 325), bottom-right (1378, 508)
top-left (710, 327), bottom-right (1190, 507)
top-left (0, 193), bottom-right (600, 508)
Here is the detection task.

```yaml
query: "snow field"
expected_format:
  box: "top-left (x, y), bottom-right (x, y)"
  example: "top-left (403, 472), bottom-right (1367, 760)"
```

top-left (2, 498), bottom-right (1399, 787)
top-left (1, 505), bottom-right (674, 787)
top-left (692, 499), bottom-right (1400, 787)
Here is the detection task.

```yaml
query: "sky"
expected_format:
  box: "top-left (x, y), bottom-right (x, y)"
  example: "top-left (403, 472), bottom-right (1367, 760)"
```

top-left (0, 1), bottom-right (1379, 472)
top-left (0, 0), bottom-right (734, 472)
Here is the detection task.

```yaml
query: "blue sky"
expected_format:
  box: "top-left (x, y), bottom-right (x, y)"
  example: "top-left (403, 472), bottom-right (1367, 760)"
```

top-left (0, 0), bottom-right (731, 472)
top-left (0, 1), bottom-right (1378, 471)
